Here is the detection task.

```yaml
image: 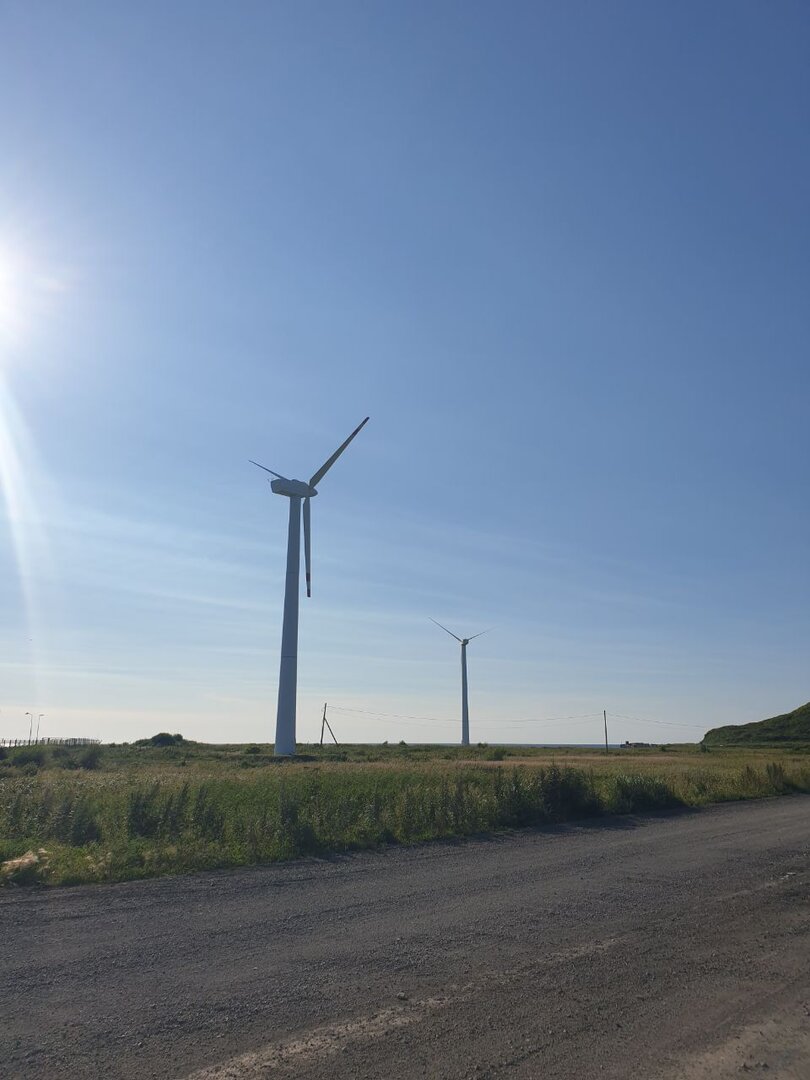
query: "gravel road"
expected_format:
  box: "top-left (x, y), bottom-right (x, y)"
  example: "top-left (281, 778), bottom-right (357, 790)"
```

top-left (2, 796), bottom-right (808, 1079)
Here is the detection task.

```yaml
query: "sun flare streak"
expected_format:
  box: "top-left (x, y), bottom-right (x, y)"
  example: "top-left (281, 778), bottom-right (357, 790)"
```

top-left (0, 372), bottom-right (52, 709)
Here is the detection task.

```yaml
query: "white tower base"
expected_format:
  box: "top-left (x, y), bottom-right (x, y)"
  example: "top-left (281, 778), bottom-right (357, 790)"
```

top-left (461, 641), bottom-right (470, 746)
top-left (275, 496), bottom-right (301, 756)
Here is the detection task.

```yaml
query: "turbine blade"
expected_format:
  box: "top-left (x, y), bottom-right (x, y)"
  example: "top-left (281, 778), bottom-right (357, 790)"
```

top-left (303, 496), bottom-right (312, 598)
top-left (467, 628), bottom-right (494, 642)
top-left (309, 416), bottom-right (369, 488)
top-left (249, 460), bottom-right (288, 480)
top-left (430, 618), bottom-right (462, 642)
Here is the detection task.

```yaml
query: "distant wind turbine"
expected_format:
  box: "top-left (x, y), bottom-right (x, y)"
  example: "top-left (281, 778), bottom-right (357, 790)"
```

top-left (251, 417), bottom-right (369, 756)
top-left (430, 619), bottom-right (491, 747)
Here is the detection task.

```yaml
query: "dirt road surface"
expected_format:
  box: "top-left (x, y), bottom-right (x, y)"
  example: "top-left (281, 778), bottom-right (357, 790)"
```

top-left (2, 796), bottom-right (808, 1079)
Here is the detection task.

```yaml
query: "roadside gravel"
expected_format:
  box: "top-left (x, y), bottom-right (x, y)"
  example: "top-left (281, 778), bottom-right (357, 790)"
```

top-left (1, 796), bottom-right (808, 1079)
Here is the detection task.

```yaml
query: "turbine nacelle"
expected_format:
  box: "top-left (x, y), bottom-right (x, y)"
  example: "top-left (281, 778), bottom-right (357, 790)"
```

top-left (430, 618), bottom-right (492, 647)
top-left (270, 478), bottom-right (318, 499)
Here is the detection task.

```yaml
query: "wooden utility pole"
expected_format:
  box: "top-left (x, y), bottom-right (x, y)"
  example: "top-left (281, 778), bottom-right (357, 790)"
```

top-left (604, 709), bottom-right (609, 755)
top-left (319, 703), bottom-right (339, 747)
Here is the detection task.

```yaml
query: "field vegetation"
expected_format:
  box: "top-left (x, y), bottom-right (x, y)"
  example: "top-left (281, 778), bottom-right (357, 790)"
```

top-left (2, 739), bottom-right (809, 887)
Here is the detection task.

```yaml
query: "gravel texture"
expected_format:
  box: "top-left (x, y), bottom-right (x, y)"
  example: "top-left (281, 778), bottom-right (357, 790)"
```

top-left (1, 795), bottom-right (808, 1079)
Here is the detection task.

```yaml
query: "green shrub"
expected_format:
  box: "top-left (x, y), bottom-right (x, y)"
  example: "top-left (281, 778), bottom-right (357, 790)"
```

top-left (606, 773), bottom-right (682, 813)
top-left (79, 747), bottom-right (102, 770)
top-left (10, 748), bottom-right (45, 768)
top-left (136, 733), bottom-right (184, 747)
top-left (70, 803), bottom-right (102, 845)
top-left (765, 761), bottom-right (790, 791)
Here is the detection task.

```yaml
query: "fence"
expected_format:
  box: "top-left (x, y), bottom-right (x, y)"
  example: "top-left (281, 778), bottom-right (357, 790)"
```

top-left (0, 737), bottom-right (101, 748)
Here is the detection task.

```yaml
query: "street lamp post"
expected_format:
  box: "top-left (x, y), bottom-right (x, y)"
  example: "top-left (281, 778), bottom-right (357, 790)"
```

top-left (25, 712), bottom-right (33, 743)
top-left (37, 714), bottom-right (44, 742)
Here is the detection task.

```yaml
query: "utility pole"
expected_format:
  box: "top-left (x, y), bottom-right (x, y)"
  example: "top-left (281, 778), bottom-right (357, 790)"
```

top-left (603, 709), bottom-right (609, 755)
top-left (319, 702), bottom-right (338, 747)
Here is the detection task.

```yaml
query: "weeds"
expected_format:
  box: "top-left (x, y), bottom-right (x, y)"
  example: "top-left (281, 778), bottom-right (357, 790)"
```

top-left (1, 750), bottom-right (808, 887)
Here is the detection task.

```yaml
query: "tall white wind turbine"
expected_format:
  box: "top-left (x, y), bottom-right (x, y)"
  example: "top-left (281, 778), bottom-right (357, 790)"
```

top-left (430, 619), bottom-right (491, 747)
top-left (251, 417), bottom-right (369, 756)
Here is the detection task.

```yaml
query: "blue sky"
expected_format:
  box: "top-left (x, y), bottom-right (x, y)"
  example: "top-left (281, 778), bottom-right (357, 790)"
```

top-left (1, 1), bottom-right (808, 745)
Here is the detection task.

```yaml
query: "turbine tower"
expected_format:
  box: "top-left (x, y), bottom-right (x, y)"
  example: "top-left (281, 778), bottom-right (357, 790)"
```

top-left (251, 417), bottom-right (369, 756)
top-left (430, 619), bottom-right (490, 747)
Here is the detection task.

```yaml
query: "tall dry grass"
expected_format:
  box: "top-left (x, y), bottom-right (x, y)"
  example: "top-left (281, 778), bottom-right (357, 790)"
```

top-left (2, 748), bottom-right (808, 886)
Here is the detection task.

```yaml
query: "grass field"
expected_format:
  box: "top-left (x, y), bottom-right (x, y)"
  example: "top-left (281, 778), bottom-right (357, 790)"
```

top-left (2, 740), bottom-right (809, 886)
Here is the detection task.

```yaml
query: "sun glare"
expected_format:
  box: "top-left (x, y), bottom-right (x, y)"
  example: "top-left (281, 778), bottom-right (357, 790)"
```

top-left (0, 238), bottom-right (69, 354)
top-left (0, 242), bottom-right (35, 352)
top-left (0, 247), bottom-right (18, 343)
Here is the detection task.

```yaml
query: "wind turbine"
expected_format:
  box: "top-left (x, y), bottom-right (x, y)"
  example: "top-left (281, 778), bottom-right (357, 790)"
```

top-left (251, 417), bottom-right (369, 756)
top-left (430, 619), bottom-right (491, 747)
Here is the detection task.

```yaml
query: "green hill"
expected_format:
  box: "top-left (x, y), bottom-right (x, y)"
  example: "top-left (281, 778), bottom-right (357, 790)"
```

top-left (703, 701), bottom-right (810, 746)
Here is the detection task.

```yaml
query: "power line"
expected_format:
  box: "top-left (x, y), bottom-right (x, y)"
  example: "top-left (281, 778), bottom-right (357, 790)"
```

top-left (611, 713), bottom-right (707, 731)
top-left (494, 715), bottom-right (603, 725)
top-left (329, 705), bottom-right (455, 723)
top-left (328, 705), bottom-right (604, 726)
top-left (327, 704), bottom-right (707, 733)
